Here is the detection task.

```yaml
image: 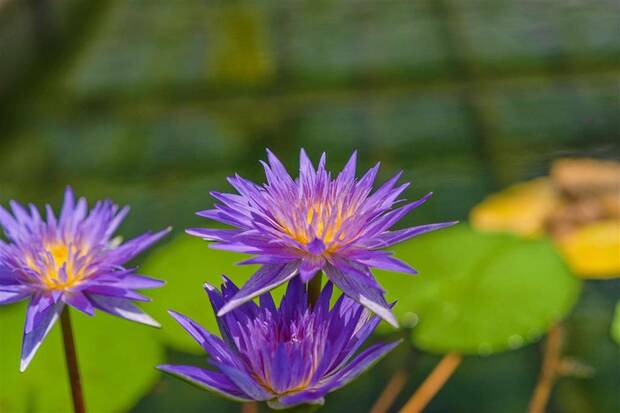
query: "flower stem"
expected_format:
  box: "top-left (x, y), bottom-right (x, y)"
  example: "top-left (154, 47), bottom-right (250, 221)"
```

top-left (528, 324), bottom-right (564, 413)
top-left (307, 271), bottom-right (323, 308)
top-left (60, 308), bottom-right (86, 413)
top-left (370, 367), bottom-right (408, 413)
top-left (399, 353), bottom-right (461, 413)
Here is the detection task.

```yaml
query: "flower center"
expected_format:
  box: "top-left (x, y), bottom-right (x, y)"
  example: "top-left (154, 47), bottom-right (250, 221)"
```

top-left (280, 200), bottom-right (352, 252)
top-left (49, 243), bottom-right (69, 266)
top-left (32, 242), bottom-right (88, 290)
top-left (242, 311), bottom-right (323, 395)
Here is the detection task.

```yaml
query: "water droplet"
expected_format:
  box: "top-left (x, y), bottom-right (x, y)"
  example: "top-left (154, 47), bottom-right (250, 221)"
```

top-left (508, 334), bottom-right (523, 349)
top-left (403, 312), bottom-right (419, 328)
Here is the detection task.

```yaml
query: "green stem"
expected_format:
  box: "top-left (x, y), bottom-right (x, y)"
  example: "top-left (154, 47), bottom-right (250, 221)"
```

top-left (307, 272), bottom-right (323, 308)
top-left (60, 308), bottom-right (86, 413)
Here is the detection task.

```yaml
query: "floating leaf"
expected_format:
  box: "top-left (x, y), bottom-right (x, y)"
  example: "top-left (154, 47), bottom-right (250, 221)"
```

top-left (0, 303), bottom-right (162, 413)
top-left (377, 225), bottom-right (581, 355)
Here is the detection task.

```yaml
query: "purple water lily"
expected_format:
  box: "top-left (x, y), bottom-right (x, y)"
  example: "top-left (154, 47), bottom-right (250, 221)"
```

top-left (188, 149), bottom-right (456, 326)
top-left (0, 187), bottom-right (170, 371)
top-left (158, 276), bottom-right (400, 409)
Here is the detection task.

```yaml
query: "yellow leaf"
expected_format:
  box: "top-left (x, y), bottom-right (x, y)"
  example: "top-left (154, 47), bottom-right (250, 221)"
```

top-left (470, 178), bottom-right (559, 237)
top-left (556, 219), bottom-right (620, 278)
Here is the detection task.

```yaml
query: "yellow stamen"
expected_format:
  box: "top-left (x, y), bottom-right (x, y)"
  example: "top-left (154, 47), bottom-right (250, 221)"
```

top-left (35, 242), bottom-right (88, 290)
top-left (281, 201), bottom-right (354, 250)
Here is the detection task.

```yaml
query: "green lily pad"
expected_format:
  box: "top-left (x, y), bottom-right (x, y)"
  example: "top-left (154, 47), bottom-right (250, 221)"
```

top-left (0, 303), bottom-right (162, 413)
top-left (376, 225), bottom-right (581, 355)
top-left (142, 235), bottom-right (280, 353)
top-left (611, 301), bottom-right (620, 346)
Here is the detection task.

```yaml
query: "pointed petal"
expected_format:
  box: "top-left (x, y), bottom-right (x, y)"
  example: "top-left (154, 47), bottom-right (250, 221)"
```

top-left (102, 274), bottom-right (165, 290)
top-left (0, 285), bottom-right (30, 304)
top-left (217, 263), bottom-right (298, 316)
top-left (168, 310), bottom-right (240, 365)
top-left (85, 285), bottom-right (150, 302)
top-left (25, 294), bottom-right (54, 334)
top-left (59, 187), bottom-right (75, 225)
top-left (105, 227), bottom-right (171, 265)
top-left (298, 257), bottom-right (324, 283)
top-left (20, 301), bottom-right (64, 371)
top-left (299, 148), bottom-right (315, 181)
top-left (269, 343), bottom-right (291, 393)
top-left (326, 340), bottom-right (401, 391)
top-left (266, 148), bottom-right (291, 179)
top-left (324, 263), bottom-right (398, 327)
top-left (337, 151), bottom-right (358, 184)
top-left (157, 364), bottom-right (251, 401)
top-left (369, 221), bottom-right (459, 248)
top-left (88, 295), bottom-right (160, 327)
top-left (64, 290), bottom-right (95, 315)
top-left (279, 275), bottom-right (306, 319)
top-left (211, 361), bottom-right (272, 401)
top-left (356, 252), bottom-right (417, 274)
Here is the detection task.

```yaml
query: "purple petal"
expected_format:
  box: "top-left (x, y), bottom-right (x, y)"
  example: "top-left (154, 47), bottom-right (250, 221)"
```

top-left (0, 205), bottom-right (20, 240)
top-left (298, 256), bottom-right (324, 283)
top-left (299, 148), bottom-right (316, 182)
top-left (59, 187), bottom-right (75, 225)
top-left (266, 148), bottom-right (292, 180)
top-left (186, 228), bottom-right (242, 241)
top-left (315, 281), bottom-right (334, 316)
top-left (105, 227), bottom-right (171, 265)
top-left (363, 192), bottom-right (433, 237)
top-left (25, 294), bottom-right (54, 334)
top-left (355, 251), bottom-right (417, 274)
top-left (94, 274), bottom-right (165, 290)
top-left (324, 263), bottom-right (398, 327)
top-left (0, 266), bottom-right (20, 286)
top-left (168, 310), bottom-right (241, 366)
top-left (279, 275), bottom-right (307, 319)
top-left (327, 340), bottom-right (401, 391)
top-left (211, 361), bottom-right (272, 401)
top-left (88, 295), bottom-right (160, 327)
top-left (217, 263), bottom-right (298, 316)
top-left (369, 221), bottom-right (459, 248)
top-left (0, 285), bottom-right (30, 305)
top-left (20, 300), bottom-right (64, 371)
top-left (157, 364), bottom-right (251, 401)
top-left (204, 282), bottom-right (238, 348)
top-left (85, 285), bottom-right (150, 302)
top-left (64, 290), bottom-right (95, 315)
top-left (269, 343), bottom-right (290, 393)
top-left (336, 151), bottom-right (358, 185)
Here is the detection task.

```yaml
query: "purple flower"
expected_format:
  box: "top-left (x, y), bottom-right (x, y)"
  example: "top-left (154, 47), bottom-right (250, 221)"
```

top-left (188, 149), bottom-right (456, 326)
top-left (0, 187), bottom-right (170, 371)
top-left (158, 276), bottom-right (400, 409)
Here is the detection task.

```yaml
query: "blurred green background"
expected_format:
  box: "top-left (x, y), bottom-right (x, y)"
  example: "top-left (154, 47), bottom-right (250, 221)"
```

top-left (0, 0), bottom-right (618, 412)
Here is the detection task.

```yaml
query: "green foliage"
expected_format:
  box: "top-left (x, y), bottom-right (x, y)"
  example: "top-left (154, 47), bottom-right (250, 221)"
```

top-left (0, 304), bottom-right (162, 413)
top-left (377, 225), bottom-right (582, 355)
top-left (611, 301), bottom-right (620, 346)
